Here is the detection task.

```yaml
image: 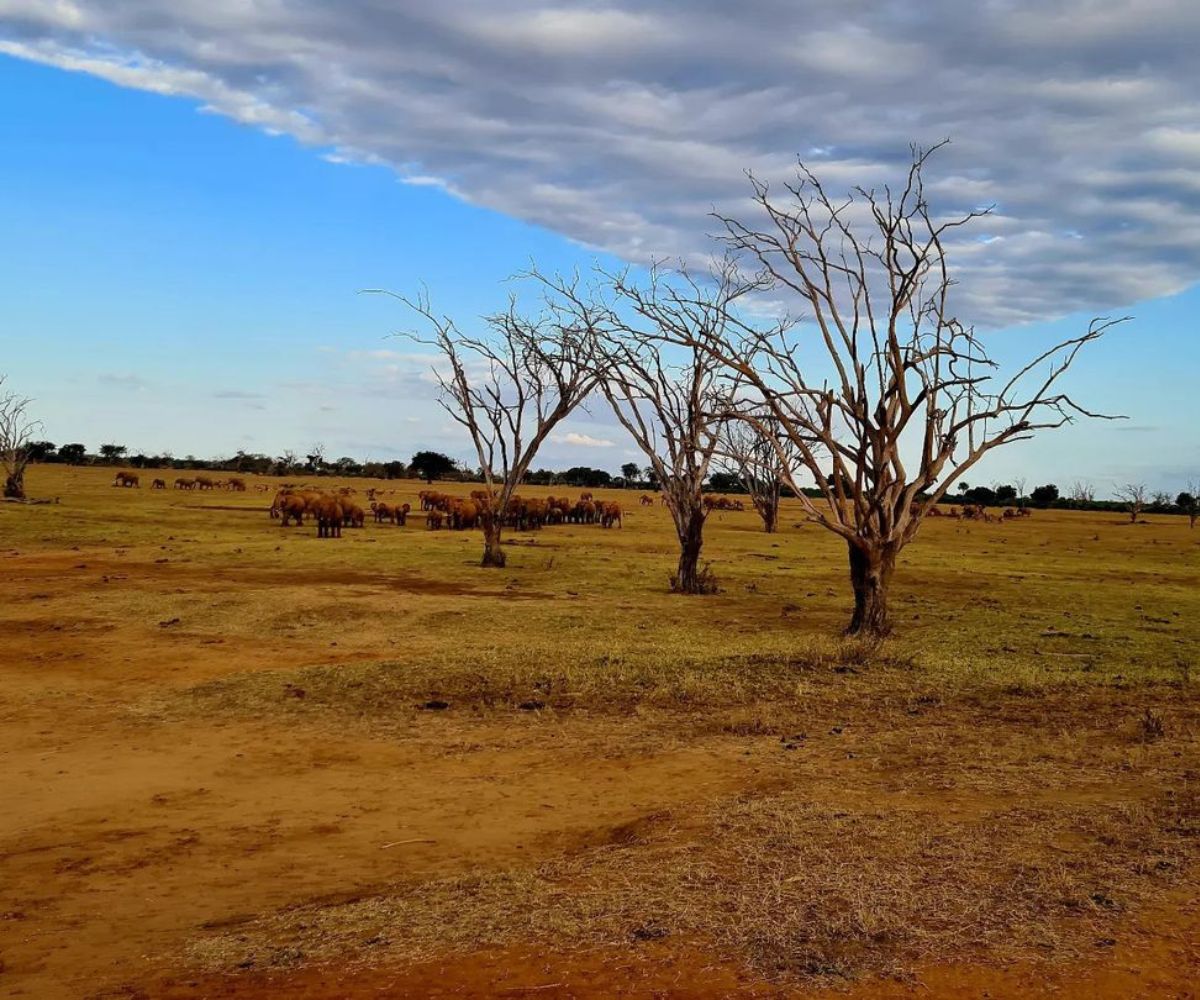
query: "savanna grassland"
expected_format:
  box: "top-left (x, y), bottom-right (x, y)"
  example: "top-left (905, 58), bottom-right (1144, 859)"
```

top-left (1, 465), bottom-right (1198, 999)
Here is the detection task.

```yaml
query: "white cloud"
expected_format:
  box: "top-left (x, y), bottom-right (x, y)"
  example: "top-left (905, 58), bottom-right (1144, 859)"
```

top-left (2, 2), bottom-right (1200, 326)
top-left (553, 432), bottom-right (615, 448)
top-left (97, 372), bottom-right (150, 390)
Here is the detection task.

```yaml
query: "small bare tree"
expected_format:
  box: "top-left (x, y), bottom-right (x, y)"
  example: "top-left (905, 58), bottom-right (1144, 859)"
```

top-left (546, 263), bottom-right (755, 592)
top-left (1115, 482), bottom-right (1148, 523)
top-left (0, 377), bottom-right (40, 500)
top-left (372, 288), bottom-right (601, 567)
top-left (1179, 482), bottom-right (1198, 529)
top-left (1070, 480), bottom-right (1097, 504)
top-left (675, 143), bottom-right (1123, 635)
top-left (717, 415), bottom-right (798, 533)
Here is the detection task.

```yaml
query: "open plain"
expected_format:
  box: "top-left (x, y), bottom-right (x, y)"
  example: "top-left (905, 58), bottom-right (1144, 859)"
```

top-left (1, 465), bottom-right (1198, 999)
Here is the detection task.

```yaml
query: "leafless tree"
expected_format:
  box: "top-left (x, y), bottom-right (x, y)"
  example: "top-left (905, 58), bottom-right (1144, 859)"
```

top-left (1070, 481), bottom-right (1097, 504)
top-left (545, 263), bottom-right (757, 592)
top-left (306, 443), bottom-right (327, 472)
top-left (1115, 482), bottom-right (1148, 523)
top-left (670, 143), bottom-right (1124, 635)
top-left (716, 415), bottom-right (799, 533)
top-left (1180, 481), bottom-right (1199, 529)
top-left (0, 377), bottom-right (40, 500)
top-left (371, 287), bottom-right (601, 567)
top-left (1013, 476), bottom-right (1027, 500)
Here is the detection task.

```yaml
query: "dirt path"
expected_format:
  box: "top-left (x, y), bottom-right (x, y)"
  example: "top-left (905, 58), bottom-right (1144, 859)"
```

top-left (0, 710), bottom-right (770, 998)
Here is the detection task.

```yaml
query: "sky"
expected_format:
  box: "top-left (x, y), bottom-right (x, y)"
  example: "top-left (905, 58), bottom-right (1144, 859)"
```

top-left (0, 1), bottom-right (1197, 494)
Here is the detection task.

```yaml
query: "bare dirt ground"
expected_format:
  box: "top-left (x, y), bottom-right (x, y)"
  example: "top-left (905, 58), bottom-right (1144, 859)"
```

top-left (1, 467), bottom-right (1197, 998)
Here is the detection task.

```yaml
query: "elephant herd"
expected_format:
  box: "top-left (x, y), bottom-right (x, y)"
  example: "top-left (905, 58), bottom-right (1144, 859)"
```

top-left (927, 504), bottom-right (1033, 523)
top-left (113, 472), bottom-right (644, 539)
top-left (270, 487), bottom-right (368, 537)
top-left (171, 475), bottom-right (246, 491)
top-left (420, 490), bottom-right (623, 530)
top-left (112, 471), bottom-right (247, 491)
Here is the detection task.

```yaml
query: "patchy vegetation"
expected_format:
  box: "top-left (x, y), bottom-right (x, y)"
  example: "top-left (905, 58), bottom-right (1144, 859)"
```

top-left (1, 465), bottom-right (1197, 998)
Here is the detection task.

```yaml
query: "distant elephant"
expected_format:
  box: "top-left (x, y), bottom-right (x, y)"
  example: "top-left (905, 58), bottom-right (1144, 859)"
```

top-left (113, 471), bottom-right (140, 488)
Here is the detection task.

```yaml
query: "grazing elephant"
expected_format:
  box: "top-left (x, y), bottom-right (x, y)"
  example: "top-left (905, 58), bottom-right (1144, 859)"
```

top-left (312, 496), bottom-right (344, 538)
top-left (601, 502), bottom-right (623, 528)
top-left (342, 502), bottom-right (366, 528)
top-left (151, 478), bottom-right (166, 489)
top-left (395, 502), bottom-right (411, 526)
top-left (174, 478), bottom-right (195, 490)
top-left (277, 494), bottom-right (309, 526)
top-left (113, 471), bottom-right (140, 488)
top-left (451, 500), bottom-right (479, 530)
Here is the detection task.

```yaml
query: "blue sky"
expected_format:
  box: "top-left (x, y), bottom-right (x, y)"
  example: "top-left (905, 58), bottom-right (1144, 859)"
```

top-left (1, 56), bottom-right (627, 469)
top-left (1, 2), bottom-right (1198, 494)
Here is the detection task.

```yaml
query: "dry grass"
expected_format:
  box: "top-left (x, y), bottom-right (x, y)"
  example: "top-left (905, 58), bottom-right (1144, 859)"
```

top-left (188, 777), bottom-right (1199, 983)
top-left (3, 464), bottom-right (1199, 991)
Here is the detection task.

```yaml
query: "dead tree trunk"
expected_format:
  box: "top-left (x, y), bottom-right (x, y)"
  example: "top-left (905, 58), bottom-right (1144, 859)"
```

top-left (755, 487), bottom-right (779, 533)
top-left (671, 502), bottom-right (709, 593)
top-left (847, 541), bottom-right (897, 636)
top-left (3, 472), bottom-right (24, 500)
top-left (481, 515), bottom-right (506, 567)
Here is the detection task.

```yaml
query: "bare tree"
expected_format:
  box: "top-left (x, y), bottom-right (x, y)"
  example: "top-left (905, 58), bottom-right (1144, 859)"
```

top-left (1179, 482), bottom-right (1199, 529)
top-left (717, 415), bottom-right (798, 533)
top-left (1013, 476), bottom-right (1028, 500)
top-left (372, 288), bottom-right (601, 567)
top-left (1115, 482), bottom-right (1148, 523)
top-left (546, 263), bottom-right (755, 592)
top-left (1070, 480), bottom-right (1097, 504)
top-left (306, 443), bottom-right (327, 473)
top-left (0, 377), bottom-right (40, 500)
top-left (672, 143), bottom-right (1124, 635)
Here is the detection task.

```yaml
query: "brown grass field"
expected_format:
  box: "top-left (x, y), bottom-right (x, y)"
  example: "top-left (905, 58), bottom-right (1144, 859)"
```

top-left (1, 464), bottom-right (1198, 999)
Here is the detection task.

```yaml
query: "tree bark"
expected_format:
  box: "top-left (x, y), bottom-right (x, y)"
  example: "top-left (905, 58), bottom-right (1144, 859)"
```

top-left (760, 496), bottom-right (778, 533)
top-left (481, 517), bottom-right (506, 567)
top-left (3, 472), bottom-right (24, 500)
top-left (672, 506), bottom-right (708, 593)
top-left (846, 541), bottom-right (896, 636)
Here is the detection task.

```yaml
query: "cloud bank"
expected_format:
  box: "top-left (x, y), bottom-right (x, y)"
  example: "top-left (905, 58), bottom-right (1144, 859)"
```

top-left (3, 1), bottom-right (1200, 325)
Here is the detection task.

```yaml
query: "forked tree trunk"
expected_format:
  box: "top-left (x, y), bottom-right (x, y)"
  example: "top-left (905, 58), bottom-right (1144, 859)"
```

top-left (3, 472), bottom-right (24, 500)
top-left (672, 505), bottom-right (708, 593)
top-left (846, 540), bottom-right (897, 636)
top-left (481, 517), bottom-right (506, 567)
